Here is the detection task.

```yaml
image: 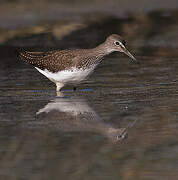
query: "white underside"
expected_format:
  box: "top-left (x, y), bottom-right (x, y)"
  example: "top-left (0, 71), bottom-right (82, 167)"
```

top-left (35, 66), bottom-right (95, 85)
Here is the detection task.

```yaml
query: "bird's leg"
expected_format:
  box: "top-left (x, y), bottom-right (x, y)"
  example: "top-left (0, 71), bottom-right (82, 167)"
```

top-left (73, 87), bottom-right (77, 91)
top-left (56, 82), bottom-right (64, 92)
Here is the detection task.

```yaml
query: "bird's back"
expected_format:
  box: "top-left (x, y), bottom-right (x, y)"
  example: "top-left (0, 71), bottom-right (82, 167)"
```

top-left (18, 50), bottom-right (79, 73)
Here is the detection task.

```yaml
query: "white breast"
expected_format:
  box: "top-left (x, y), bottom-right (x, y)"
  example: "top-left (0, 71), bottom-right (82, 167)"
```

top-left (35, 67), bottom-right (95, 84)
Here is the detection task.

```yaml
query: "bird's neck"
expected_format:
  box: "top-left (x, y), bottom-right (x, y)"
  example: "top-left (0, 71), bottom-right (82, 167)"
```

top-left (92, 42), bottom-right (114, 57)
top-left (76, 42), bottom-right (113, 69)
top-left (82, 42), bottom-right (113, 67)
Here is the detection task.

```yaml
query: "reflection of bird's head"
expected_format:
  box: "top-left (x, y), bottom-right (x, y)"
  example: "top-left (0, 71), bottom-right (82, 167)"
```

top-left (106, 127), bottom-right (128, 142)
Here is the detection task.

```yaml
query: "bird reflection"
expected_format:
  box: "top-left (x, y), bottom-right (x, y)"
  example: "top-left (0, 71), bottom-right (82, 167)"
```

top-left (35, 92), bottom-right (128, 142)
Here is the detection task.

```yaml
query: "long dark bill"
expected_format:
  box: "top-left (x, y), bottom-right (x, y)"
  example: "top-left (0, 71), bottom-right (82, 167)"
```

top-left (122, 46), bottom-right (138, 63)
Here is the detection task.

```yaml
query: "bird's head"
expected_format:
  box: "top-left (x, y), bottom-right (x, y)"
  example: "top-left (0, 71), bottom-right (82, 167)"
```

top-left (105, 34), bottom-right (137, 63)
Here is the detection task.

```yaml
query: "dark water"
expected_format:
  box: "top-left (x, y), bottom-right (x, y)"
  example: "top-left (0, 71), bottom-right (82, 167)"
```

top-left (0, 8), bottom-right (178, 180)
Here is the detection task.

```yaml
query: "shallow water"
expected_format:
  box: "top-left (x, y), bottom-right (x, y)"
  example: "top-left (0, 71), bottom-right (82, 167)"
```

top-left (0, 8), bottom-right (178, 180)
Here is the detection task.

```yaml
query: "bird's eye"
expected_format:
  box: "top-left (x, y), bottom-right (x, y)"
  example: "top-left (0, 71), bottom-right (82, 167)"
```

top-left (114, 41), bottom-right (120, 46)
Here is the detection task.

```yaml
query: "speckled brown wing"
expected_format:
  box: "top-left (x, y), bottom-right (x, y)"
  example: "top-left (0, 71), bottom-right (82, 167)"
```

top-left (18, 50), bottom-right (78, 73)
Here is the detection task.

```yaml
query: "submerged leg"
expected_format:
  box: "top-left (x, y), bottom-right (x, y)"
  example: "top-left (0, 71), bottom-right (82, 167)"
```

top-left (56, 91), bottom-right (64, 97)
top-left (56, 82), bottom-right (64, 92)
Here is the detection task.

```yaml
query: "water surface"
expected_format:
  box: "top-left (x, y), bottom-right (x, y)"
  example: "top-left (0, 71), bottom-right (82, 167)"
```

top-left (0, 9), bottom-right (178, 180)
